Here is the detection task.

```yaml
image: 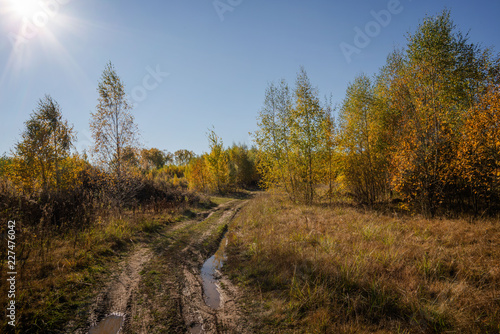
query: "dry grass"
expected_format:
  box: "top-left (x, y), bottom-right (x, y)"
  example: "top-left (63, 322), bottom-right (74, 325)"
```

top-left (0, 207), bottom-right (191, 333)
top-left (226, 193), bottom-right (500, 333)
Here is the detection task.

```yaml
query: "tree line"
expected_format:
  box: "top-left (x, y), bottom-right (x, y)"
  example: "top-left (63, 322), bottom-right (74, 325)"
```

top-left (254, 10), bottom-right (500, 216)
top-left (2, 9), bottom-right (498, 225)
top-left (0, 61), bottom-right (261, 326)
top-left (0, 60), bottom-right (260, 240)
top-left (186, 129), bottom-right (260, 193)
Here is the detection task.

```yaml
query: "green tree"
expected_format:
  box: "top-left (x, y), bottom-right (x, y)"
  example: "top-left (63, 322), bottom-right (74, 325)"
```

top-left (227, 144), bottom-right (259, 188)
top-left (290, 67), bottom-right (328, 204)
top-left (140, 148), bottom-right (172, 171)
top-left (255, 68), bottom-right (330, 204)
top-left (338, 74), bottom-right (388, 204)
top-left (0, 154), bottom-right (11, 177)
top-left (174, 149), bottom-right (195, 166)
top-left (13, 95), bottom-right (74, 191)
top-left (90, 62), bottom-right (139, 178)
top-left (254, 79), bottom-right (297, 199)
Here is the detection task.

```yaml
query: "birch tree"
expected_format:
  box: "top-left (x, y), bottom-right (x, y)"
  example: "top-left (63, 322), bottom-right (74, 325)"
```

top-left (338, 74), bottom-right (389, 204)
top-left (14, 95), bottom-right (74, 191)
top-left (390, 11), bottom-right (490, 214)
top-left (254, 80), bottom-right (296, 199)
top-left (290, 67), bottom-right (327, 204)
top-left (205, 128), bottom-right (230, 193)
top-left (90, 62), bottom-right (139, 178)
top-left (457, 86), bottom-right (500, 213)
top-left (255, 69), bottom-right (329, 204)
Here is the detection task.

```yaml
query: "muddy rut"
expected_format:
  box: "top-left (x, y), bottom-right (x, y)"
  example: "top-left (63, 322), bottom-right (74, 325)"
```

top-left (180, 206), bottom-right (251, 334)
top-left (92, 247), bottom-right (152, 327)
top-left (70, 199), bottom-right (250, 334)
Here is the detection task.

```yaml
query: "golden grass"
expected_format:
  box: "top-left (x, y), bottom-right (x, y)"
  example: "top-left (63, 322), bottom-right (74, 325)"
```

top-left (226, 193), bottom-right (500, 333)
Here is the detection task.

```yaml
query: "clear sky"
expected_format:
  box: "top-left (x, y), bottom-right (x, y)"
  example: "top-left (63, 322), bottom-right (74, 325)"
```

top-left (1, 0), bottom-right (499, 156)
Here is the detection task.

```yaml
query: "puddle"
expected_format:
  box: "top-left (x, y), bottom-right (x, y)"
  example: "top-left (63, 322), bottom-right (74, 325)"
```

top-left (200, 234), bottom-right (229, 309)
top-left (88, 314), bottom-right (124, 334)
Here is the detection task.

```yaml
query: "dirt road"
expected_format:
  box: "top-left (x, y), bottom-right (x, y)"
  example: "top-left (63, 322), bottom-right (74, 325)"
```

top-left (67, 198), bottom-right (250, 334)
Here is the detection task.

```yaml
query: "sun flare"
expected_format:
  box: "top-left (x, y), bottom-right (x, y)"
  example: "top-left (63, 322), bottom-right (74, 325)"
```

top-left (9, 0), bottom-right (41, 18)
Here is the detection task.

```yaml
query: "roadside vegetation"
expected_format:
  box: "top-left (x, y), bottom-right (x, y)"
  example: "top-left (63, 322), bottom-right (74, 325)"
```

top-left (0, 62), bottom-right (257, 333)
top-left (224, 10), bottom-right (500, 334)
top-left (1, 7), bottom-right (499, 334)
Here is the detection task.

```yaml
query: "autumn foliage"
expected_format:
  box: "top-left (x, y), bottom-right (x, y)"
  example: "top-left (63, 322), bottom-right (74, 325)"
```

top-left (186, 129), bottom-right (259, 194)
top-left (255, 10), bottom-right (500, 215)
top-left (457, 86), bottom-right (500, 213)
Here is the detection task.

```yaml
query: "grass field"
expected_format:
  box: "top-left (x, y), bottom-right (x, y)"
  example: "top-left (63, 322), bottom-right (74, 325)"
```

top-left (225, 193), bottom-right (500, 333)
top-left (0, 198), bottom-right (213, 333)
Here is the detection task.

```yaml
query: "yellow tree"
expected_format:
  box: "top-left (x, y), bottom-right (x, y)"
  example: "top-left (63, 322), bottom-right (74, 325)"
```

top-left (227, 144), bottom-right (259, 189)
top-left (254, 79), bottom-right (297, 199)
top-left (338, 74), bottom-right (389, 204)
top-left (13, 95), bottom-right (75, 191)
top-left (389, 11), bottom-right (491, 214)
top-left (458, 86), bottom-right (500, 213)
top-left (186, 155), bottom-right (209, 192)
top-left (290, 67), bottom-right (328, 204)
top-left (205, 129), bottom-right (230, 193)
top-left (320, 99), bottom-right (339, 203)
top-left (255, 69), bottom-right (331, 204)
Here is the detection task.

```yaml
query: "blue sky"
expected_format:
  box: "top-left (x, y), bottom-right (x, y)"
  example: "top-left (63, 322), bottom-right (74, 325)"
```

top-left (1, 0), bottom-right (499, 156)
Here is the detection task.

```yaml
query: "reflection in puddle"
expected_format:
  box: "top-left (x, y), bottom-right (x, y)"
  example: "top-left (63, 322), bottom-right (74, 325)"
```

top-left (201, 234), bottom-right (229, 309)
top-left (88, 314), bottom-right (124, 334)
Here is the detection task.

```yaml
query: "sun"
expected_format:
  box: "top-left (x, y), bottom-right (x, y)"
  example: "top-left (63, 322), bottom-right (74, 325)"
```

top-left (9, 0), bottom-right (41, 18)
